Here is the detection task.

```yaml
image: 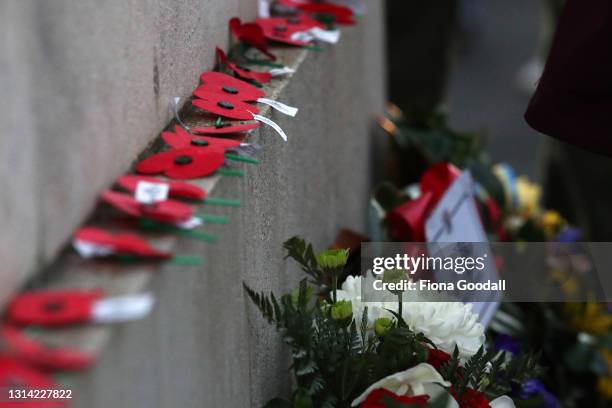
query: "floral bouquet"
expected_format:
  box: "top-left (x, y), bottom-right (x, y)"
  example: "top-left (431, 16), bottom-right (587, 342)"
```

top-left (244, 237), bottom-right (544, 407)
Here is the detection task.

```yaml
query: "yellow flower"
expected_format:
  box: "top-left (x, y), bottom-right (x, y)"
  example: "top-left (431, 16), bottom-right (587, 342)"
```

top-left (550, 269), bottom-right (579, 298)
top-left (566, 303), bottom-right (612, 336)
top-left (541, 210), bottom-right (565, 237)
top-left (516, 176), bottom-right (541, 218)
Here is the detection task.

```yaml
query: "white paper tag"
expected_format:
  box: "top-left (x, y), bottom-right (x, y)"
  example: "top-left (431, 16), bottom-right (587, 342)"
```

top-left (291, 31), bottom-right (315, 43)
top-left (91, 293), bottom-right (155, 323)
top-left (135, 181), bottom-right (170, 204)
top-left (269, 66), bottom-right (296, 78)
top-left (425, 171), bottom-right (500, 327)
top-left (258, 0), bottom-right (270, 18)
top-left (256, 98), bottom-right (298, 117)
top-left (73, 240), bottom-right (114, 258)
top-left (235, 142), bottom-right (263, 157)
top-left (252, 114), bottom-right (288, 142)
top-left (309, 27), bottom-right (341, 44)
top-left (176, 216), bottom-right (203, 230)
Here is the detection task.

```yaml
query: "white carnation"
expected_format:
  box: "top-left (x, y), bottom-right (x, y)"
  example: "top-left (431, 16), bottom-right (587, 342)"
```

top-left (336, 276), bottom-right (485, 358)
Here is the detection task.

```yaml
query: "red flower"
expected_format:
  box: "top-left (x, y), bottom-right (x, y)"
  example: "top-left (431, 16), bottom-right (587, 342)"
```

top-left (117, 175), bottom-right (206, 201)
top-left (192, 94), bottom-right (258, 120)
top-left (256, 17), bottom-right (318, 46)
top-left (1, 326), bottom-right (95, 371)
top-left (196, 71), bottom-right (266, 101)
top-left (101, 190), bottom-right (194, 224)
top-left (229, 17), bottom-right (276, 60)
top-left (450, 387), bottom-right (491, 408)
top-left (216, 47), bottom-right (271, 84)
top-left (74, 227), bottom-right (172, 259)
top-left (136, 146), bottom-right (226, 179)
top-left (427, 348), bottom-right (451, 370)
top-left (190, 121), bottom-right (260, 135)
top-left (7, 289), bottom-right (104, 327)
top-left (361, 388), bottom-right (429, 408)
top-left (385, 191), bottom-right (434, 242)
top-left (386, 162), bottom-right (462, 242)
top-left (162, 125), bottom-right (241, 151)
top-left (420, 162), bottom-right (461, 205)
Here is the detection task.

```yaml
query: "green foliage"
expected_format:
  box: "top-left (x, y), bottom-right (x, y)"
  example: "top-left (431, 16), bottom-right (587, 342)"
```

top-left (283, 236), bottom-right (326, 287)
top-left (439, 345), bottom-right (544, 400)
top-left (246, 237), bottom-right (547, 407)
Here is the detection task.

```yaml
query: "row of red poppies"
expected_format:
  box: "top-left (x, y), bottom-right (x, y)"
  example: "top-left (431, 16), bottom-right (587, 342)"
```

top-left (0, 1), bottom-right (357, 396)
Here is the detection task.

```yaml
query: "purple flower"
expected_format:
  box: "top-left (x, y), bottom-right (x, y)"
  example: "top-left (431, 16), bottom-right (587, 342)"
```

top-left (518, 379), bottom-right (560, 408)
top-left (494, 334), bottom-right (521, 356)
top-left (555, 226), bottom-right (581, 243)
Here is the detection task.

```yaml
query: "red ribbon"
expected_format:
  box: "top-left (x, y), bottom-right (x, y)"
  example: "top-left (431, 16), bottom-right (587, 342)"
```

top-left (385, 162), bottom-right (461, 241)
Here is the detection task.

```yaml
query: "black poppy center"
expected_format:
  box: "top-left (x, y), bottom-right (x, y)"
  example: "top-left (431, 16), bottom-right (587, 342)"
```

top-left (217, 100), bottom-right (235, 110)
top-left (174, 155), bottom-right (193, 165)
top-left (191, 139), bottom-right (209, 147)
top-left (44, 300), bottom-right (64, 312)
top-left (222, 86), bottom-right (239, 95)
top-left (287, 17), bottom-right (301, 25)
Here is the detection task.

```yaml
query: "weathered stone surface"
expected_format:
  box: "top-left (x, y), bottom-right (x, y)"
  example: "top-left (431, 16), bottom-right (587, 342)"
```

top-left (1, 1), bottom-right (385, 406)
top-left (0, 0), bottom-right (256, 300)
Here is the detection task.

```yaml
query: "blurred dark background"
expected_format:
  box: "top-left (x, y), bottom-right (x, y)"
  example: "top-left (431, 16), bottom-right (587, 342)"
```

top-left (385, 0), bottom-right (612, 240)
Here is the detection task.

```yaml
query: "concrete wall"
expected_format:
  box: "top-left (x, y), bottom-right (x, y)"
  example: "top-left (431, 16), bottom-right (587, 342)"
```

top-left (0, 0), bottom-right (256, 304)
top-left (1, 0), bottom-right (385, 406)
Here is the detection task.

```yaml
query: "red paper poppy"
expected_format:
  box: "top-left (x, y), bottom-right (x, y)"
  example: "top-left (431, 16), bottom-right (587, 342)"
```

top-left (136, 147), bottom-right (226, 179)
top-left (197, 71), bottom-right (266, 101)
top-left (7, 289), bottom-right (104, 327)
top-left (298, 2), bottom-right (355, 25)
top-left (74, 227), bottom-right (171, 259)
top-left (117, 175), bottom-right (206, 201)
top-left (361, 388), bottom-right (429, 408)
top-left (426, 348), bottom-right (451, 370)
top-left (102, 190), bottom-right (194, 224)
top-left (0, 355), bottom-right (61, 408)
top-left (162, 125), bottom-right (241, 151)
top-left (229, 17), bottom-right (276, 60)
top-left (1, 326), bottom-right (95, 371)
top-left (192, 94), bottom-right (258, 120)
top-left (190, 121), bottom-right (260, 135)
top-left (420, 162), bottom-right (461, 205)
top-left (385, 191), bottom-right (434, 242)
top-left (216, 47), bottom-right (271, 84)
top-left (256, 17), bottom-right (314, 46)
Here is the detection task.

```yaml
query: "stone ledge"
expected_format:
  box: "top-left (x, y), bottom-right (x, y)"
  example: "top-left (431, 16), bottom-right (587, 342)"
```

top-left (23, 43), bottom-right (310, 361)
top-left (7, 5), bottom-right (385, 404)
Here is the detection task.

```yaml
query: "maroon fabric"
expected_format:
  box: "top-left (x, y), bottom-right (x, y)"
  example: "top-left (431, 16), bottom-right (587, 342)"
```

top-left (525, 0), bottom-right (612, 156)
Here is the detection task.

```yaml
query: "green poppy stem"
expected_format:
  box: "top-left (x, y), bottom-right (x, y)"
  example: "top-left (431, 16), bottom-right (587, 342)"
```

top-left (224, 153), bottom-right (260, 165)
top-left (171, 255), bottom-right (204, 266)
top-left (217, 168), bottom-right (244, 177)
top-left (204, 197), bottom-right (241, 207)
top-left (196, 214), bottom-right (229, 225)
